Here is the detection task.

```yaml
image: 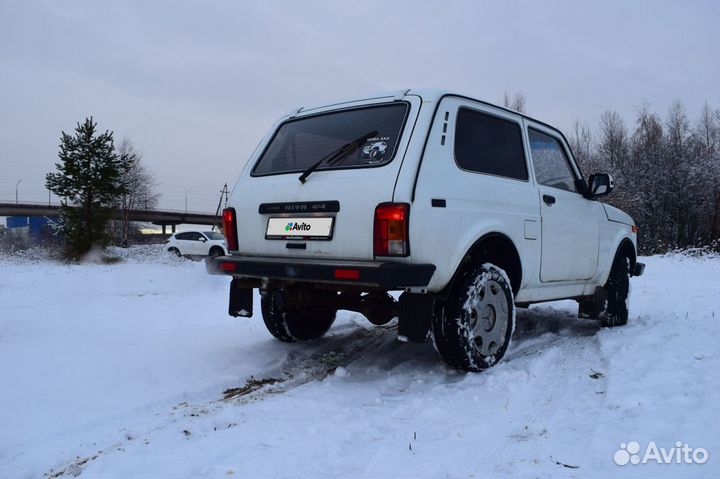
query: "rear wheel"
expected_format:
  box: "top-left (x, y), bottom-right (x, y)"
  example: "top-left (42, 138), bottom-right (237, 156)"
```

top-left (167, 247), bottom-right (181, 257)
top-left (260, 289), bottom-right (337, 342)
top-left (433, 264), bottom-right (515, 371)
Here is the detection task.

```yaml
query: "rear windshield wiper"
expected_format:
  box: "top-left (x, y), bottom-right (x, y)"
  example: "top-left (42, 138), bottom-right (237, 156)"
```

top-left (298, 130), bottom-right (379, 184)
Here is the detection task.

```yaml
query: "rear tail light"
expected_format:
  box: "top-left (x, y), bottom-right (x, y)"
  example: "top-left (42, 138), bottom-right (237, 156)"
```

top-left (222, 207), bottom-right (238, 251)
top-left (374, 203), bottom-right (410, 257)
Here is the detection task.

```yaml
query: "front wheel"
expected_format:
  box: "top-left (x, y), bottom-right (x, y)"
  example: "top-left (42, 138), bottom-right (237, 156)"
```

top-left (260, 289), bottom-right (337, 342)
top-left (601, 255), bottom-right (630, 327)
top-left (433, 264), bottom-right (515, 372)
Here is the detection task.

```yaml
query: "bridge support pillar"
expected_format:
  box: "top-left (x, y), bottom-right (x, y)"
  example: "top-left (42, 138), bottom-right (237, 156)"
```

top-left (162, 225), bottom-right (166, 235)
top-left (172, 224), bottom-right (176, 233)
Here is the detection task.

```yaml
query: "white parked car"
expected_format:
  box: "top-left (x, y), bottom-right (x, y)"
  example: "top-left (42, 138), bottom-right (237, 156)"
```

top-left (208, 89), bottom-right (644, 371)
top-left (167, 230), bottom-right (227, 257)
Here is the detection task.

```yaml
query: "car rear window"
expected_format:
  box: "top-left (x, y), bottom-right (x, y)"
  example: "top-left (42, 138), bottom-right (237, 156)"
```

top-left (454, 108), bottom-right (528, 181)
top-left (252, 103), bottom-right (409, 176)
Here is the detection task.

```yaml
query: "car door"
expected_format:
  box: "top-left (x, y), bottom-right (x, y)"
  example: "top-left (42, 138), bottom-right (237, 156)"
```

top-left (525, 123), bottom-right (602, 282)
top-left (189, 232), bottom-right (208, 255)
top-left (175, 232), bottom-right (200, 255)
top-left (172, 232), bottom-right (189, 254)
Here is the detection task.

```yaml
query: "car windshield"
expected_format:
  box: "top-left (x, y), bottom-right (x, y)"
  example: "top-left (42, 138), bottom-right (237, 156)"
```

top-left (252, 103), bottom-right (409, 176)
top-left (204, 231), bottom-right (224, 240)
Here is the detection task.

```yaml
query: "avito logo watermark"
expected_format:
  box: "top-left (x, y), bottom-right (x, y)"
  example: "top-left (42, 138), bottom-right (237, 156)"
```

top-left (285, 222), bottom-right (311, 232)
top-left (614, 441), bottom-right (709, 466)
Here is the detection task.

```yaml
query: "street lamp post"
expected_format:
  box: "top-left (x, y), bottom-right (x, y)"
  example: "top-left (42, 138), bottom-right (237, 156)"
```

top-left (185, 189), bottom-right (191, 214)
top-left (15, 179), bottom-right (22, 204)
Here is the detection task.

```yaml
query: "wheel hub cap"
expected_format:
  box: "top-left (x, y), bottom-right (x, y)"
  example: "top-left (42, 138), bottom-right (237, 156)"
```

top-left (468, 280), bottom-right (508, 356)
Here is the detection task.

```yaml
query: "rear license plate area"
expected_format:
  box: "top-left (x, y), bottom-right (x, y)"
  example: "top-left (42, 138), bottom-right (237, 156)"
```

top-left (265, 217), bottom-right (334, 240)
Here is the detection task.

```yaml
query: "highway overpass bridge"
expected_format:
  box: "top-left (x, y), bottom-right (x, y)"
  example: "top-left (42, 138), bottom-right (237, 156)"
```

top-left (0, 202), bottom-right (220, 234)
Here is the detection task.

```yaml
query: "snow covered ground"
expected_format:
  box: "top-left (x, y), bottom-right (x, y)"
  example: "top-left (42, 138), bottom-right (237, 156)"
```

top-left (0, 248), bottom-right (718, 478)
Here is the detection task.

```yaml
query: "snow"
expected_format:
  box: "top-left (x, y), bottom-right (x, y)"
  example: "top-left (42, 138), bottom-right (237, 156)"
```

top-left (0, 250), bottom-right (718, 478)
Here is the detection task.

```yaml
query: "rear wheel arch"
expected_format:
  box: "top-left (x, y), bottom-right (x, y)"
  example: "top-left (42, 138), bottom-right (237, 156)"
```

top-left (448, 232), bottom-right (523, 295)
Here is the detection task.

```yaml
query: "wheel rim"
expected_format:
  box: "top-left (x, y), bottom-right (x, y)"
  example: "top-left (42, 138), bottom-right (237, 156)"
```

top-left (467, 279), bottom-right (509, 356)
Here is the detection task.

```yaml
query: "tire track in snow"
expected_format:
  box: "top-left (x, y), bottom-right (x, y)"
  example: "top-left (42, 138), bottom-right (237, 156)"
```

top-left (45, 324), bottom-right (397, 478)
top-left (212, 324), bottom-right (398, 405)
top-left (478, 333), bottom-right (608, 475)
top-left (46, 315), bottom-right (602, 478)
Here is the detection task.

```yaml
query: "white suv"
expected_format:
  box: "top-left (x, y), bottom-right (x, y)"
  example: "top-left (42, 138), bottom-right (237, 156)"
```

top-left (208, 89), bottom-right (644, 371)
top-left (167, 230), bottom-right (227, 257)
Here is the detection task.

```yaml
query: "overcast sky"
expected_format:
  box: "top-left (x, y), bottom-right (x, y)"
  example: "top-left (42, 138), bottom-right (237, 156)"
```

top-left (1, 0), bottom-right (718, 211)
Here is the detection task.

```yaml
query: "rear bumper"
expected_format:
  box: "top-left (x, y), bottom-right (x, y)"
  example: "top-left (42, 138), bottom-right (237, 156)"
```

top-left (206, 255), bottom-right (436, 289)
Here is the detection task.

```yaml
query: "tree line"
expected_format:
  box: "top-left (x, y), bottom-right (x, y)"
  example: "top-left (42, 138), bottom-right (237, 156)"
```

top-left (505, 93), bottom-right (720, 254)
top-left (568, 100), bottom-right (720, 254)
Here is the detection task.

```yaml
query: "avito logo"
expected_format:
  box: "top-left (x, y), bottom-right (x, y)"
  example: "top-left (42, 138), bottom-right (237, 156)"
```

top-left (285, 222), bottom-right (312, 232)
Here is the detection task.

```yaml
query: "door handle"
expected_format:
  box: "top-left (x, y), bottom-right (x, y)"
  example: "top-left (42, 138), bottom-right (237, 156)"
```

top-left (543, 194), bottom-right (556, 205)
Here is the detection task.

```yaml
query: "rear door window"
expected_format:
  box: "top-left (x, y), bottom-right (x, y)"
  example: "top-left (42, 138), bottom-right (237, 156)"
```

top-left (252, 103), bottom-right (409, 176)
top-left (454, 108), bottom-right (528, 181)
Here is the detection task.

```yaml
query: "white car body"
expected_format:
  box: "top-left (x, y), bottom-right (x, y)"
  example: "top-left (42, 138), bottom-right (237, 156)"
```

top-left (166, 231), bottom-right (227, 257)
top-left (221, 89), bottom-right (639, 304)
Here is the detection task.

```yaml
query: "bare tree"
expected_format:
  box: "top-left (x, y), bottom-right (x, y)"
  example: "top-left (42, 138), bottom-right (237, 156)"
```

top-left (502, 91), bottom-right (527, 113)
top-left (693, 102), bottom-right (720, 242)
top-left (569, 119), bottom-right (596, 174)
top-left (597, 110), bottom-right (629, 172)
top-left (110, 138), bottom-right (160, 247)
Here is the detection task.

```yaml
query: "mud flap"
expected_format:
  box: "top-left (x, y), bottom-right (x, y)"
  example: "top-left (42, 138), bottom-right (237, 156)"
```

top-left (229, 278), bottom-right (254, 317)
top-left (398, 292), bottom-right (434, 343)
top-left (578, 286), bottom-right (608, 320)
top-left (633, 262), bottom-right (645, 277)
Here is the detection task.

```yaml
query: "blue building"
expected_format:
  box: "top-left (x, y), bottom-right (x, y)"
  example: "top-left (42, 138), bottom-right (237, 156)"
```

top-left (6, 216), bottom-right (51, 237)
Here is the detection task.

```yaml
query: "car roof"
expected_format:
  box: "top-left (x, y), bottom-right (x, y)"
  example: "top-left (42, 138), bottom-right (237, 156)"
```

top-left (291, 88), bottom-right (569, 143)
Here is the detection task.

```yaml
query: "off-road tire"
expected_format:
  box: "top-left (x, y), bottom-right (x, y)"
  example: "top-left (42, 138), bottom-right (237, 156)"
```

top-left (433, 263), bottom-right (515, 372)
top-left (261, 290), bottom-right (336, 342)
top-left (601, 255), bottom-right (630, 327)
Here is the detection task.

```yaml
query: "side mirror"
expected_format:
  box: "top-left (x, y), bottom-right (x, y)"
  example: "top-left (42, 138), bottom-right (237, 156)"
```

top-left (199, 236), bottom-right (207, 242)
top-left (587, 173), bottom-right (614, 199)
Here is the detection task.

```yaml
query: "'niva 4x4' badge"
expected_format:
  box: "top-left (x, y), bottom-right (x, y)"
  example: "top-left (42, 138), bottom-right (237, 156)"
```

top-left (285, 222), bottom-right (312, 232)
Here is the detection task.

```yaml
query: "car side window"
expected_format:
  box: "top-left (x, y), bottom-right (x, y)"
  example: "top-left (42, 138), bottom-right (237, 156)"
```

top-left (528, 128), bottom-right (577, 192)
top-left (454, 107), bottom-right (528, 181)
top-left (175, 232), bottom-right (191, 240)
